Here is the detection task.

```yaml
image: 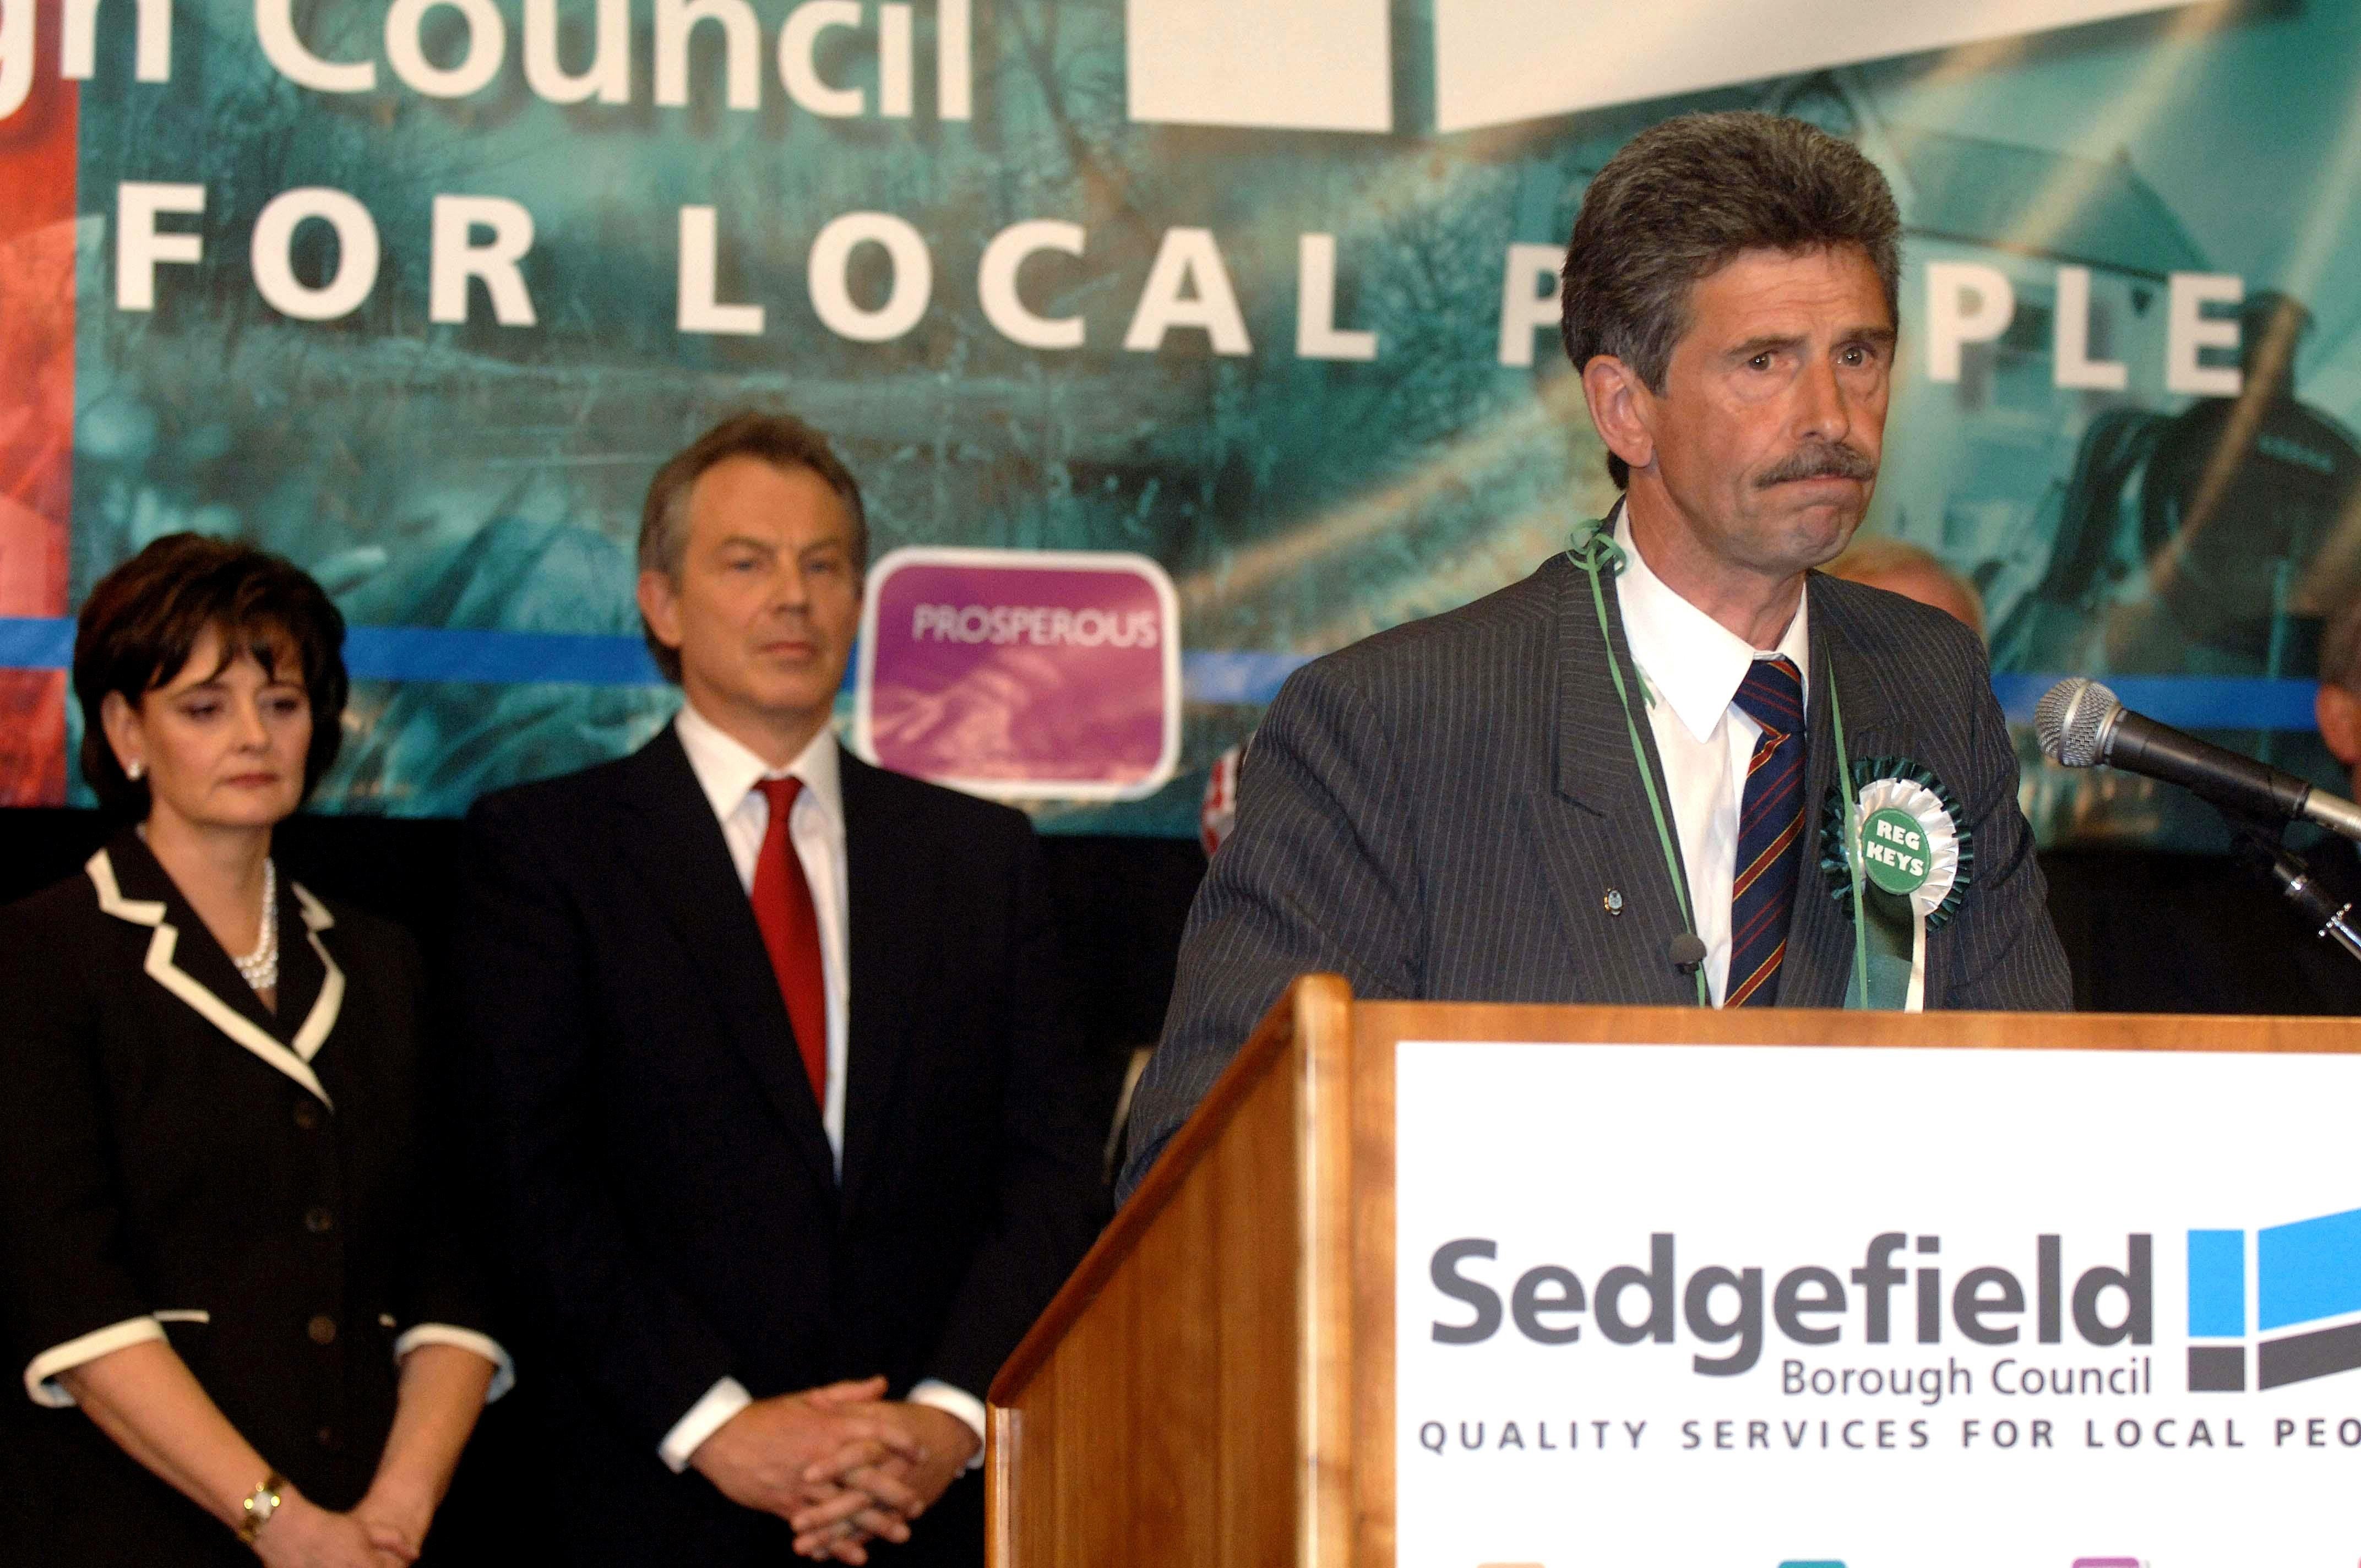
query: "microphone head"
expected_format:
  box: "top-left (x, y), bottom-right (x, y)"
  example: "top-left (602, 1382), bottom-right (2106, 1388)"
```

top-left (2034, 677), bottom-right (2119, 767)
top-left (1666, 933), bottom-right (1709, 972)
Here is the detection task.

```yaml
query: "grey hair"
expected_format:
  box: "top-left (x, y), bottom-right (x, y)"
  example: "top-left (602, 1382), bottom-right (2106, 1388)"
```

top-left (635, 411), bottom-right (869, 683)
top-left (1560, 111), bottom-right (1902, 488)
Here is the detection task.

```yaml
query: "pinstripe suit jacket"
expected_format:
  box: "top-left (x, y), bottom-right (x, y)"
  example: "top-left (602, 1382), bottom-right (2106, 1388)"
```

top-left (1119, 546), bottom-right (2072, 1199)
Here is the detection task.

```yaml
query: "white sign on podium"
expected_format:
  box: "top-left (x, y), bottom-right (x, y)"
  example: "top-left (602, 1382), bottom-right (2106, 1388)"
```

top-left (1395, 1040), bottom-right (2361, 1568)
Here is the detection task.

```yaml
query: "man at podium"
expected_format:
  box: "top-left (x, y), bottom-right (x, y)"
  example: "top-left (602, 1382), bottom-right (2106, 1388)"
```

top-left (1122, 111), bottom-right (2071, 1197)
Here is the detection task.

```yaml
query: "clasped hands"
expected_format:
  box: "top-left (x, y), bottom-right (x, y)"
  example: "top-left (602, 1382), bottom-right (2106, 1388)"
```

top-left (243, 1478), bottom-right (433, 1568)
top-left (690, 1376), bottom-right (979, 1564)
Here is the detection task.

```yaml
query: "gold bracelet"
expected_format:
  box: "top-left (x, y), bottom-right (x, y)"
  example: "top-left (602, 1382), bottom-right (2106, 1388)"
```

top-left (235, 1471), bottom-right (287, 1544)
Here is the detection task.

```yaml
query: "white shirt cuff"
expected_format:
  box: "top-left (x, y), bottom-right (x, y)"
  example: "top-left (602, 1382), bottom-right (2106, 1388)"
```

top-left (391, 1324), bottom-right (516, 1404)
top-left (22, 1315), bottom-right (171, 1408)
top-left (908, 1379), bottom-right (987, 1471)
top-left (660, 1376), bottom-right (753, 1473)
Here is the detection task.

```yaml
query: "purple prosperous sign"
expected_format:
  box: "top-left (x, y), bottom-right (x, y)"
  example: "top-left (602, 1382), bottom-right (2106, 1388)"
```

top-left (855, 549), bottom-right (1182, 801)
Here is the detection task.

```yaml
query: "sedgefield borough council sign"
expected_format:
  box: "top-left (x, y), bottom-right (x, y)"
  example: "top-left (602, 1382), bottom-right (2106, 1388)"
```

top-left (1394, 1042), bottom-right (2361, 1568)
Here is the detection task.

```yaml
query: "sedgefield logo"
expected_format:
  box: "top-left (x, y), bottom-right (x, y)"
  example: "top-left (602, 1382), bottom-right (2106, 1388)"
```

top-left (2186, 1206), bottom-right (2361, 1392)
top-left (1430, 1232), bottom-right (2151, 1377)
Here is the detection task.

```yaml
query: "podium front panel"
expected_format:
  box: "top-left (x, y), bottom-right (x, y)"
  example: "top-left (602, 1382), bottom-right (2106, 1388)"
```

top-left (1381, 1028), bottom-right (2361, 1568)
top-left (997, 987), bottom-right (2354, 1568)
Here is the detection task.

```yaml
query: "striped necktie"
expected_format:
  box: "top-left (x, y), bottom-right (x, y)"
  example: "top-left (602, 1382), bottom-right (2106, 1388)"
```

top-left (1727, 655), bottom-right (1806, 1008)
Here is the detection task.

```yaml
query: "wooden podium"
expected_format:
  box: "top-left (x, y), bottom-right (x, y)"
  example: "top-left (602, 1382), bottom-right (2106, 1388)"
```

top-left (984, 977), bottom-right (2355, 1567)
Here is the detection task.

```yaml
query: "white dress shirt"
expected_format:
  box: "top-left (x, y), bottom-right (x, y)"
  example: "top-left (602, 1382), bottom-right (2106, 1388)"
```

top-left (658, 702), bottom-right (986, 1472)
top-left (1608, 505), bottom-right (1812, 1006)
top-left (675, 702), bottom-right (853, 1158)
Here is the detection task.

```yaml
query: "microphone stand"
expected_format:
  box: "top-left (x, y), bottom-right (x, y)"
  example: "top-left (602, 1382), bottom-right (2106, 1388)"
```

top-left (2226, 816), bottom-right (2361, 969)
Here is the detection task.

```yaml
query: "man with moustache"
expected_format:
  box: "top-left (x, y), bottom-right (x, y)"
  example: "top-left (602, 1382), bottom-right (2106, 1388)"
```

top-left (457, 413), bottom-right (1105, 1564)
top-left (1124, 112), bottom-right (2071, 1196)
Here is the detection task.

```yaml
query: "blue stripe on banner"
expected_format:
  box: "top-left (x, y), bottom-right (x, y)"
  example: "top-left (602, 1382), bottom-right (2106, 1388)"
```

top-left (0, 618), bottom-right (667, 687)
top-left (1182, 650), bottom-right (1312, 704)
top-left (0, 617), bottom-right (74, 670)
top-left (0, 618), bottom-right (2329, 729)
top-left (341, 627), bottom-right (663, 685)
top-left (1991, 673), bottom-right (2322, 732)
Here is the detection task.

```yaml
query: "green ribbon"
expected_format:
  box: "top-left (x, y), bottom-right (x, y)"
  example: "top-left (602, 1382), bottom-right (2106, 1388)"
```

top-left (1819, 755), bottom-right (1973, 1012)
top-left (1852, 885), bottom-right (1919, 1011)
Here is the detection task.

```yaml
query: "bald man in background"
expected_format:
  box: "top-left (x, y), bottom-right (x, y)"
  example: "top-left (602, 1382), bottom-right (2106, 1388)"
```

top-left (1824, 537), bottom-right (1985, 641)
top-left (2310, 594), bottom-right (2361, 903)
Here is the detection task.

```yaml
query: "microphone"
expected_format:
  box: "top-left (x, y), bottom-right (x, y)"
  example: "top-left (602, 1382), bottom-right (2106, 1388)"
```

top-left (2233, 836), bottom-right (2361, 966)
top-left (1666, 933), bottom-right (1709, 973)
top-left (2034, 678), bottom-right (2361, 842)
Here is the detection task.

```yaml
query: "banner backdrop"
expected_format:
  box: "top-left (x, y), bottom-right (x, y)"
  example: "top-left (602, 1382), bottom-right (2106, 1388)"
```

top-left (2, 0), bottom-right (2357, 841)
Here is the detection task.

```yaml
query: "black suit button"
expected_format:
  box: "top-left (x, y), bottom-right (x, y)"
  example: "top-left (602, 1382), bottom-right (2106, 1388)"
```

top-left (293, 1101), bottom-right (322, 1131)
top-left (307, 1314), bottom-right (338, 1346)
top-left (304, 1206), bottom-right (334, 1234)
top-left (315, 1425), bottom-right (337, 1451)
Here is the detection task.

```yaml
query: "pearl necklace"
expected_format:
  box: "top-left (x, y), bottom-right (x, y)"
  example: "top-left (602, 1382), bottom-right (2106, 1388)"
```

top-left (232, 859), bottom-right (280, 994)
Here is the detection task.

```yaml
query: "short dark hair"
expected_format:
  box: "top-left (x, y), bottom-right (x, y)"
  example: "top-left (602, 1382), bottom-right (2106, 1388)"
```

top-left (74, 533), bottom-right (350, 815)
top-left (637, 412), bottom-right (870, 684)
top-left (1560, 111), bottom-right (1903, 488)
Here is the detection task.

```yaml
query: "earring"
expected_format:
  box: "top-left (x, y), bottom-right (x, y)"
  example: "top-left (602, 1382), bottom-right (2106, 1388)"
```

top-left (127, 760), bottom-right (145, 781)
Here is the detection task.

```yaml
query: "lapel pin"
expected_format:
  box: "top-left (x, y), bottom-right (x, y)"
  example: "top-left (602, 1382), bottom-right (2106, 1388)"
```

top-left (1603, 889), bottom-right (1625, 916)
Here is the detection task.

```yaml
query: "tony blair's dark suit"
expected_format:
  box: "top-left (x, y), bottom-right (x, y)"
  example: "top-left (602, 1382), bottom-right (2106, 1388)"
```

top-left (1123, 550), bottom-right (2074, 1197)
top-left (456, 727), bottom-right (1105, 1566)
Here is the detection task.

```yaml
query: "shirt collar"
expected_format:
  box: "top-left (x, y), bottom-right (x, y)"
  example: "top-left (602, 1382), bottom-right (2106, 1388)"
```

top-left (674, 700), bottom-right (844, 830)
top-left (1609, 501), bottom-right (1811, 745)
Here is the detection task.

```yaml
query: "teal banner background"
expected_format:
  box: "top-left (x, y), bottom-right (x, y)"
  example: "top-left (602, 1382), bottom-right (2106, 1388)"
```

top-left (7, 1), bottom-right (2357, 842)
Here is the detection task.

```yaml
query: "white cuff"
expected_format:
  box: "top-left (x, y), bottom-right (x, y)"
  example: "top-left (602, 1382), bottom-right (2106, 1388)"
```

top-left (908, 1380), bottom-right (987, 1471)
top-left (23, 1315), bottom-right (169, 1408)
top-left (660, 1376), bottom-right (753, 1473)
top-left (392, 1324), bottom-right (515, 1404)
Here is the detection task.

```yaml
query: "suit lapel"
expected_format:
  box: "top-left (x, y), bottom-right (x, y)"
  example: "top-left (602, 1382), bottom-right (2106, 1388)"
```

top-left (1549, 552), bottom-right (1663, 820)
top-left (89, 834), bottom-right (339, 1106)
top-left (614, 728), bottom-right (838, 1194)
top-left (1534, 554), bottom-right (1912, 1011)
top-left (271, 878), bottom-right (327, 1037)
top-left (281, 884), bottom-right (347, 1066)
top-left (835, 750), bottom-right (927, 1213)
top-left (1778, 577), bottom-right (1903, 1008)
top-left (1527, 551), bottom-right (1703, 1004)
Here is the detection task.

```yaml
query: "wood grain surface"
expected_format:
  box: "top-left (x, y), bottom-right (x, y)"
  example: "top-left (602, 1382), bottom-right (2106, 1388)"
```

top-left (988, 975), bottom-right (1355, 1568)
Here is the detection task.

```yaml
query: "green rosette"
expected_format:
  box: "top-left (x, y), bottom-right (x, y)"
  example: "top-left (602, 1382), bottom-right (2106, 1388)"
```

top-left (1818, 756), bottom-right (1974, 1010)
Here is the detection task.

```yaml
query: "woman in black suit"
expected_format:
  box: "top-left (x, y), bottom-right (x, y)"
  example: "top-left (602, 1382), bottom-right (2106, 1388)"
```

top-left (0, 536), bottom-right (507, 1566)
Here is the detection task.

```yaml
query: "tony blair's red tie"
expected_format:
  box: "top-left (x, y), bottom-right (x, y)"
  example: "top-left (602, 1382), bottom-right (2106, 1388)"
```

top-left (1726, 655), bottom-right (1806, 1008)
top-left (751, 777), bottom-right (828, 1106)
